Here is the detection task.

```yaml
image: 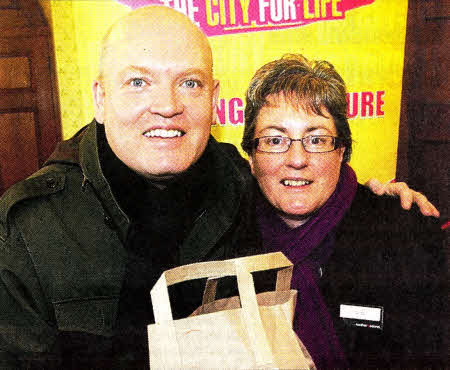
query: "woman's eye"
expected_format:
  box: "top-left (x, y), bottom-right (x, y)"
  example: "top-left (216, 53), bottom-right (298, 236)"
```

top-left (182, 80), bottom-right (199, 88)
top-left (310, 136), bottom-right (325, 145)
top-left (130, 78), bottom-right (146, 88)
top-left (266, 137), bottom-right (283, 146)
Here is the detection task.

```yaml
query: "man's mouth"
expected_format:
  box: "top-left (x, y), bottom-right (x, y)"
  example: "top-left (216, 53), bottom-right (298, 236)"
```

top-left (281, 179), bottom-right (312, 186)
top-left (143, 129), bottom-right (185, 138)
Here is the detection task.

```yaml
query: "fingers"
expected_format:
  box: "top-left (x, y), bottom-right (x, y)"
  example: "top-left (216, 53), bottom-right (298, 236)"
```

top-left (384, 182), bottom-right (413, 209)
top-left (398, 186), bottom-right (413, 210)
top-left (364, 178), bottom-right (385, 195)
top-left (386, 182), bottom-right (440, 217)
top-left (365, 179), bottom-right (440, 217)
top-left (413, 191), bottom-right (440, 217)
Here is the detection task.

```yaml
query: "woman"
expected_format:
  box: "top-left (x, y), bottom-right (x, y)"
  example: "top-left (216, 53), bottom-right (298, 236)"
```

top-left (241, 54), bottom-right (447, 368)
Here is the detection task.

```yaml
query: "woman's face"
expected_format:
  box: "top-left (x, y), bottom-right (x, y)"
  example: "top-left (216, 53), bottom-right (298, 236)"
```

top-left (249, 95), bottom-right (345, 227)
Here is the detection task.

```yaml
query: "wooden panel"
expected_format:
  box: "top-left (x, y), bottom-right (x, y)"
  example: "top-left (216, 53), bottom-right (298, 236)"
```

top-left (0, 112), bottom-right (39, 190)
top-left (0, 32), bottom-right (61, 169)
top-left (417, 104), bottom-right (450, 141)
top-left (0, 89), bottom-right (34, 110)
top-left (0, 56), bottom-right (31, 88)
top-left (29, 35), bottom-right (61, 166)
top-left (0, 0), bottom-right (61, 194)
top-left (0, 0), bottom-right (17, 9)
top-left (421, 20), bottom-right (450, 103)
top-left (397, 0), bottom-right (449, 222)
top-left (0, 10), bottom-right (30, 30)
top-left (423, 0), bottom-right (450, 19)
top-left (0, 1), bottom-right (47, 38)
top-left (412, 141), bottom-right (450, 219)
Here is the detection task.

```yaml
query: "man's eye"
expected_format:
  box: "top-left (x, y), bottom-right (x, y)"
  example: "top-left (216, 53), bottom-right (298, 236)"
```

top-left (130, 78), bottom-right (146, 88)
top-left (182, 80), bottom-right (199, 88)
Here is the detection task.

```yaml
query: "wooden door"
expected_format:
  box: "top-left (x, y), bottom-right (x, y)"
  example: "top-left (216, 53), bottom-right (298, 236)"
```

top-left (397, 0), bottom-right (449, 222)
top-left (0, 0), bottom-right (61, 195)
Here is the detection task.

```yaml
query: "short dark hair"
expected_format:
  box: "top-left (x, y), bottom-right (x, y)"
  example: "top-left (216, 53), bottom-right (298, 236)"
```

top-left (241, 54), bottom-right (352, 162)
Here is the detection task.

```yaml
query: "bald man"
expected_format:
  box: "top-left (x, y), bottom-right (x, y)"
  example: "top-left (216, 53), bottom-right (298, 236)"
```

top-left (0, 6), bottom-right (257, 368)
top-left (0, 5), bottom-right (438, 369)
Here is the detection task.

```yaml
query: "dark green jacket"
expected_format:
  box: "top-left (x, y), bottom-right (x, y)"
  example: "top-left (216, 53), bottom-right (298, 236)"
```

top-left (0, 121), bottom-right (256, 368)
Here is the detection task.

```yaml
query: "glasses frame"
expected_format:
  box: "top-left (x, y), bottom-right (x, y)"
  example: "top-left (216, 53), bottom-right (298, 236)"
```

top-left (252, 135), bottom-right (344, 154)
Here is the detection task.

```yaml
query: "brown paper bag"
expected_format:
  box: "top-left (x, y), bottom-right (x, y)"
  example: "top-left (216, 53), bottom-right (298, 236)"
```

top-left (147, 252), bottom-right (315, 369)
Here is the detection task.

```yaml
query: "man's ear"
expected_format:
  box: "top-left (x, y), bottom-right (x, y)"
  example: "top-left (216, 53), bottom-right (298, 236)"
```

top-left (211, 79), bottom-right (220, 126)
top-left (92, 80), bottom-right (105, 124)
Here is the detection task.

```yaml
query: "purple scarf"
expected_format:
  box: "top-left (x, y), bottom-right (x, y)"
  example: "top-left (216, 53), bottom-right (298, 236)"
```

top-left (256, 164), bottom-right (357, 369)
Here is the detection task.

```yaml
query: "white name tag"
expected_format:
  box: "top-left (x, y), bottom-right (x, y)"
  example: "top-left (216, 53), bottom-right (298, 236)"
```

top-left (340, 304), bottom-right (384, 330)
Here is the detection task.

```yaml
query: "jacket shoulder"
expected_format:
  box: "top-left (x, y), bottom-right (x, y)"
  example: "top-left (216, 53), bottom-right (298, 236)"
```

top-left (0, 165), bottom-right (68, 241)
top-left (0, 122), bottom-right (92, 241)
top-left (341, 184), bottom-right (442, 235)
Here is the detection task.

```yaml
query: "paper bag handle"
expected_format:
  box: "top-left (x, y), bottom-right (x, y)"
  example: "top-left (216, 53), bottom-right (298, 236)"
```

top-left (151, 252), bottom-right (292, 322)
top-left (150, 252), bottom-right (291, 367)
top-left (202, 253), bottom-right (293, 304)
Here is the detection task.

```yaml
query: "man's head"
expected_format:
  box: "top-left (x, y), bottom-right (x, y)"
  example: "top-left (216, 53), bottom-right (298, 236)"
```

top-left (93, 6), bottom-right (219, 180)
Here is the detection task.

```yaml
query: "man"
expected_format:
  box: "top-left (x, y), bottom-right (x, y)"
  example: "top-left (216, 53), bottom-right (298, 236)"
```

top-left (0, 5), bottom-right (439, 369)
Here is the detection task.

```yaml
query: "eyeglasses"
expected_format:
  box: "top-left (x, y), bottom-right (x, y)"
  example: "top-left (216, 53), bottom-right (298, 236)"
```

top-left (253, 135), bottom-right (344, 154)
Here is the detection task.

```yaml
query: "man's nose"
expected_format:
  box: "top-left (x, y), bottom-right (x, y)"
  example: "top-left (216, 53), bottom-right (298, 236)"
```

top-left (148, 85), bottom-right (183, 117)
top-left (285, 140), bottom-right (308, 168)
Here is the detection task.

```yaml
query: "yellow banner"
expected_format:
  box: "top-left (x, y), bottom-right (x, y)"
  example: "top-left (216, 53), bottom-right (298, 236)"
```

top-left (50, 0), bottom-right (407, 183)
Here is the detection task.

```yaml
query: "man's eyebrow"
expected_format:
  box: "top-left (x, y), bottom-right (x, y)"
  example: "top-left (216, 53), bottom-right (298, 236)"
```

top-left (119, 65), bottom-right (153, 77)
top-left (118, 65), bottom-right (209, 79)
top-left (177, 68), bottom-right (209, 80)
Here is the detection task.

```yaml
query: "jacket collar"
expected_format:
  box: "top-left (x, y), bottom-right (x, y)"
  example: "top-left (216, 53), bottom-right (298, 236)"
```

top-left (45, 119), bottom-right (247, 260)
top-left (179, 137), bottom-right (247, 264)
top-left (45, 120), bottom-right (131, 243)
top-left (78, 121), bottom-right (131, 243)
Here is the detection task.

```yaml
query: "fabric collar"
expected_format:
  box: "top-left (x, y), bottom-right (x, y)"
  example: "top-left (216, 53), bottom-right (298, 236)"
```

top-left (44, 119), bottom-right (247, 261)
top-left (256, 163), bottom-right (358, 265)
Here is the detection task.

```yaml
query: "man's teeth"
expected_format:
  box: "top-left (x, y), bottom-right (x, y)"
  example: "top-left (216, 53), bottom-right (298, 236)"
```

top-left (144, 129), bottom-right (183, 138)
top-left (282, 179), bottom-right (311, 186)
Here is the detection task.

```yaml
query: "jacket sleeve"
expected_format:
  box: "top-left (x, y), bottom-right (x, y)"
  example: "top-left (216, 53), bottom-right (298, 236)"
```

top-left (368, 189), bottom-right (448, 364)
top-left (0, 215), bottom-right (59, 368)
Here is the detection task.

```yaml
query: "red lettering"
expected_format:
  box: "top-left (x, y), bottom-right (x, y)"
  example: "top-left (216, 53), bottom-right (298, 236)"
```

top-left (376, 90), bottom-right (385, 116)
top-left (361, 91), bottom-right (374, 117)
top-left (216, 99), bottom-right (226, 125)
top-left (229, 98), bottom-right (244, 124)
top-left (346, 92), bottom-right (358, 119)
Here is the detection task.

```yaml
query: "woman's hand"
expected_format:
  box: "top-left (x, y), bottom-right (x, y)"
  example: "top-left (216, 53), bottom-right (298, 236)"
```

top-left (365, 178), bottom-right (440, 217)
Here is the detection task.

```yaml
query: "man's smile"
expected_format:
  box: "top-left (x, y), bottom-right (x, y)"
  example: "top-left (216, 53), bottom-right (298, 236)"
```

top-left (143, 128), bottom-right (185, 138)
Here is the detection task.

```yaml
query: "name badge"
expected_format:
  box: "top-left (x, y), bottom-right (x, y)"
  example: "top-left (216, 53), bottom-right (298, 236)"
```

top-left (339, 304), bottom-right (383, 330)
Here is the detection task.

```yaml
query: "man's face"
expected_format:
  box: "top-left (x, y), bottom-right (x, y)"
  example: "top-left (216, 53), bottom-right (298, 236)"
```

top-left (93, 12), bottom-right (219, 180)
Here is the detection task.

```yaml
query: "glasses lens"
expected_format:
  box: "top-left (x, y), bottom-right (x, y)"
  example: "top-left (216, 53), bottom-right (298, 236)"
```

top-left (303, 135), bottom-right (335, 153)
top-left (257, 136), bottom-right (290, 152)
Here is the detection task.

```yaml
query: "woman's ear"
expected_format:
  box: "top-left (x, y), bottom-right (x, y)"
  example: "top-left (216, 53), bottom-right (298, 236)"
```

top-left (338, 146), bottom-right (345, 163)
top-left (248, 155), bottom-right (255, 175)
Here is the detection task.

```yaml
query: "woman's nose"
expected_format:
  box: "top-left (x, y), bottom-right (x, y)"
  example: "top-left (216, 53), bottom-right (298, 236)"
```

top-left (285, 140), bottom-right (309, 168)
top-left (148, 85), bottom-right (183, 117)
